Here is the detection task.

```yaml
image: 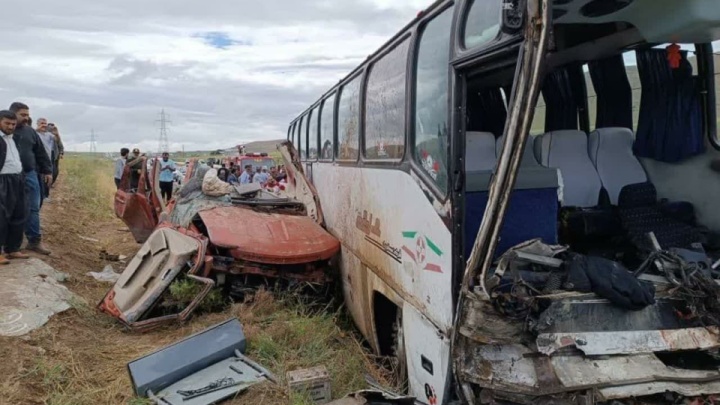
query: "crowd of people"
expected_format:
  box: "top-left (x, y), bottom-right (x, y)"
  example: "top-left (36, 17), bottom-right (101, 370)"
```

top-left (0, 102), bottom-right (65, 264)
top-left (113, 148), bottom-right (177, 203)
top-left (215, 162), bottom-right (287, 189)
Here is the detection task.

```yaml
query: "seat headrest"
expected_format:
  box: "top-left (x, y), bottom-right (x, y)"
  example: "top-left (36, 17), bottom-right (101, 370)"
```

top-left (466, 131), bottom-right (497, 172)
top-left (589, 127), bottom-right (648, 205)
top-left (497, 135), bottom-right (541, 167)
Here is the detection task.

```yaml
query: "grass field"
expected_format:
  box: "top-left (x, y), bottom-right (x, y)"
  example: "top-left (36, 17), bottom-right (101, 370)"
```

top-left (0, 155), bottom-right (392, 405)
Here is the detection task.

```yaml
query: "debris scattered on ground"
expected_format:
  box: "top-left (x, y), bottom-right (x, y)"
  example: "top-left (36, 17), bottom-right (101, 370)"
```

top-left (99, 249), bottom-right (121, 261)
top-left (326, 390), bottom-right (415, 405)
top-left (87, 264), bottom-right (120, 283)
top-left (0, 258), bottom-right (73, 337)
top-left (78, 235), bottom-right (100, 242)
top-left (288, 366), bottom-right (332, 404)
top-left (128, 318), bottom-right (275, 404)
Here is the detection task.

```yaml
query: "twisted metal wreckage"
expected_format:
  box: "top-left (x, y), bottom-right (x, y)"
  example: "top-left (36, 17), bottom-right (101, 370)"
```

top-left (99, 141), bottom-right (340, 331)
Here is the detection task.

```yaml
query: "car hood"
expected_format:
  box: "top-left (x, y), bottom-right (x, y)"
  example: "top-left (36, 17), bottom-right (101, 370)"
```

top-left (197, 206), bottom-right (340, 265)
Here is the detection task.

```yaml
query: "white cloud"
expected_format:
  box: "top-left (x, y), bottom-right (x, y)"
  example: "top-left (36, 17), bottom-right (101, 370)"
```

top-left (0, 0), bottom-right (431, 152)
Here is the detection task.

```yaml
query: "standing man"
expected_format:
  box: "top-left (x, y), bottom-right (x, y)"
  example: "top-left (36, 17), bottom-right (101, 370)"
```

top-left (0, 111), bottom-right (29, 264)
top-left (253, 166), bottom-right (270, 185)
top-left (227, 168), bottom-right (239, 185)
top-left (9, 102), bottom-right (52, 255)
top-left (159, 152), bottom-right (176, 203)
top-left (240, 165), bottom-right (253, 184)
top-left (48, 123), bottom-right (64, 187)
top-left (35, 118), bottom-right (55, 200)
top-left (126, 148), bottom-right (145, 190)
top-left (114, 148), bottom-right (129, 189)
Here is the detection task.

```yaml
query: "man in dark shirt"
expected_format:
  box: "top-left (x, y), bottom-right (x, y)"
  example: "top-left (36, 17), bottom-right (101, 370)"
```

top-left (9, 102), bottom-right (52, 255)
top-left (0, 111), bottom-right (29, 264)
top-left (126, 148), bottom-right (145, 190)
top-left (217, 163), bottom-right (229, 182)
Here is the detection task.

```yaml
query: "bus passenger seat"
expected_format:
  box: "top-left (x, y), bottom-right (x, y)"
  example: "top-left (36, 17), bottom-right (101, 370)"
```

top-left (588, 128), bottom-right (648, 205)
top-left (465, 131), bottom-right (497, 172)
top-left (534, 130), bottom-right (603, 208)
top-left (464, 131), bottom-right (496, 191)
top-left (464, 133), bottom-right (559, 258)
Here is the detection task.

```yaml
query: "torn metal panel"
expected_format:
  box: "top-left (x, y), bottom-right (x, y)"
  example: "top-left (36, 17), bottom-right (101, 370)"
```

top-left (197, 206), bottom-right (340, 265)
top-left (460, 342), bottom-right (720, 399)
top-left (534, 299), bottom-right (689, 334)
top-left (98, 226), bottom-right (213, 331)
top-left (537, 327), bottom-right (720, 356)
top-left (456, 291), bottom-right (525, 345)
top-left (277, 140), bottom-right (325, 226)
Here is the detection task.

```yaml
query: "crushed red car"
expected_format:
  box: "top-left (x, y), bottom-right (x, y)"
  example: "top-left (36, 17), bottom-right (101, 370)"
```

top-left (100, 142), bottom-right (340, 331)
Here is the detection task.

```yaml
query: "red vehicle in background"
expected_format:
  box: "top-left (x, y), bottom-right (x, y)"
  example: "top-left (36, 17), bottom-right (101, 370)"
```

top-left (224, 152), bottom-right (276, 171)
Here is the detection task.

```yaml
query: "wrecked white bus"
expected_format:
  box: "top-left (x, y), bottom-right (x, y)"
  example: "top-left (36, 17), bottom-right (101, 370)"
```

top-left (289, 0), bottom-right (720, 403)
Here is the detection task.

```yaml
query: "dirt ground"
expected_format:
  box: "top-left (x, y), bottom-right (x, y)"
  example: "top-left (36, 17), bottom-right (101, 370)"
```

top-left (0, 157), bottom-right (391, 405)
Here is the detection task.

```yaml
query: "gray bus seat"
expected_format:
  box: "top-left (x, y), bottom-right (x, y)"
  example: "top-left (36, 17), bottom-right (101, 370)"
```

top-left (464, 134), bottom-right (559, 258)
top-left (534, 130), bottom-right (603, 208)
top-left (588, 128), bottom-right (648, 205)
top-left (496, 135), bottom-right (561, 191)
top-left (465, 131), bottom-right (496, 192)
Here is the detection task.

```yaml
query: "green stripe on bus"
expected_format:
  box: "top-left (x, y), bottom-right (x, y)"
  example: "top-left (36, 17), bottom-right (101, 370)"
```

top-left (402, 231), bottom-right (417, 239)
top-left (425, 237), bottom-right (442, 256)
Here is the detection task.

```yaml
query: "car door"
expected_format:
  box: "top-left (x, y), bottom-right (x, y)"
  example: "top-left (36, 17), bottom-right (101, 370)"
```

top-left (115, 157), bottom-right (160, 243)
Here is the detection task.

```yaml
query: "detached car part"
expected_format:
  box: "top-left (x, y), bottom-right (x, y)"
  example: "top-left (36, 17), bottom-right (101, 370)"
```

top-left (98, 226), bottom-right (213, 332)
top-left (127, 318), bottom-right (275, 405)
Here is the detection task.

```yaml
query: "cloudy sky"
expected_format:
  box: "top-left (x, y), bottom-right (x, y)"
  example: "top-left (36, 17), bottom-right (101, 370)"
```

top-left (0, 0), bottom-right (430, 153)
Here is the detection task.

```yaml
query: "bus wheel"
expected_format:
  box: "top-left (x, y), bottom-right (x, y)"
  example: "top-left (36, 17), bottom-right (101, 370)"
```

top-left (391, 310), bottom-right (408, 392)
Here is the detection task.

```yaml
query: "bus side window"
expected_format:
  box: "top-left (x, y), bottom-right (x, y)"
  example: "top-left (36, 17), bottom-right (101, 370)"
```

top-left (308, 106), bottom-right (319, 160)
top-left (320, 93), bottom-right (336, 161)
top-left (414, 7), bottom-right (453, 193)
top-left (463, 0), bottom-right (502, 49)
top-left (337, 75), bottom-right (362, 160)
top-left (364, 38), bottom-right (410, 160)
top-left (302, 112), bottom-right (311, 161)
top-left (298, 115), bottom-right (304, 159)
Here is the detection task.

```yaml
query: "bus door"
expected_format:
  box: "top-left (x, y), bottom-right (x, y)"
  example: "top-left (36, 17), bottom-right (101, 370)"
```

top-left (451, 0), bottom-right (549, 403)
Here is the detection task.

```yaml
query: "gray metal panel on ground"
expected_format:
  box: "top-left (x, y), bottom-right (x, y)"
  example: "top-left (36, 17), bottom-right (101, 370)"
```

top-left (128, 318), bottom-right (247, 396)
top-left (0, 258), bottom-right (73, 337)
top-left (151, 355), bottom-right (267, 405)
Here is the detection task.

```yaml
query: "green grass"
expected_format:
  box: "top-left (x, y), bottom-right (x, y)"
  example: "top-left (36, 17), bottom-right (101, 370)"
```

top-left (62, 156), bottom-right (117, 221)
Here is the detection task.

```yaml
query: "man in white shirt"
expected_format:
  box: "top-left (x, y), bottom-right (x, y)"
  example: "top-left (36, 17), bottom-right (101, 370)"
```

top-left (114, 148), bottom-right (129, 189)
top-left (0, 111), bottom-right (29, 264)
top-left (35, 118), bottom-right (55, 200)
top-left (253, 166), bottom-right (270, 185)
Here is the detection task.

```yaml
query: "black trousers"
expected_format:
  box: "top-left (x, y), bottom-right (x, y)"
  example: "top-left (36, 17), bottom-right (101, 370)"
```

top-left (160, 181), bottom-right (173, 201)
top-left (115, 178), bottom-right (121, 189)
top-left (52, 159), bottom-right (60, 185)
top-left (0, 173), bottom-right (27, 254)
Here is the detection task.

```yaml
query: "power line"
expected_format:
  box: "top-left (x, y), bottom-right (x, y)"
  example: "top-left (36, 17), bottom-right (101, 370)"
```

top-left (156, 109), bottom-right (171, 153)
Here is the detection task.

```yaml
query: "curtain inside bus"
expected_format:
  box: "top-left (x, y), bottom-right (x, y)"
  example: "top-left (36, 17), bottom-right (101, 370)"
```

top-left (634, 48), bottom-right (704, 162)
top-left (589, 54), bottom-right (633, 130)
top-left (542, 64), bottom-right (586, 132)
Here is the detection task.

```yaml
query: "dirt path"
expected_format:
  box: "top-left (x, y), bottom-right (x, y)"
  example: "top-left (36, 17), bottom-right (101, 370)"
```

top-left (0, 158), bottom-right (388, 405)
